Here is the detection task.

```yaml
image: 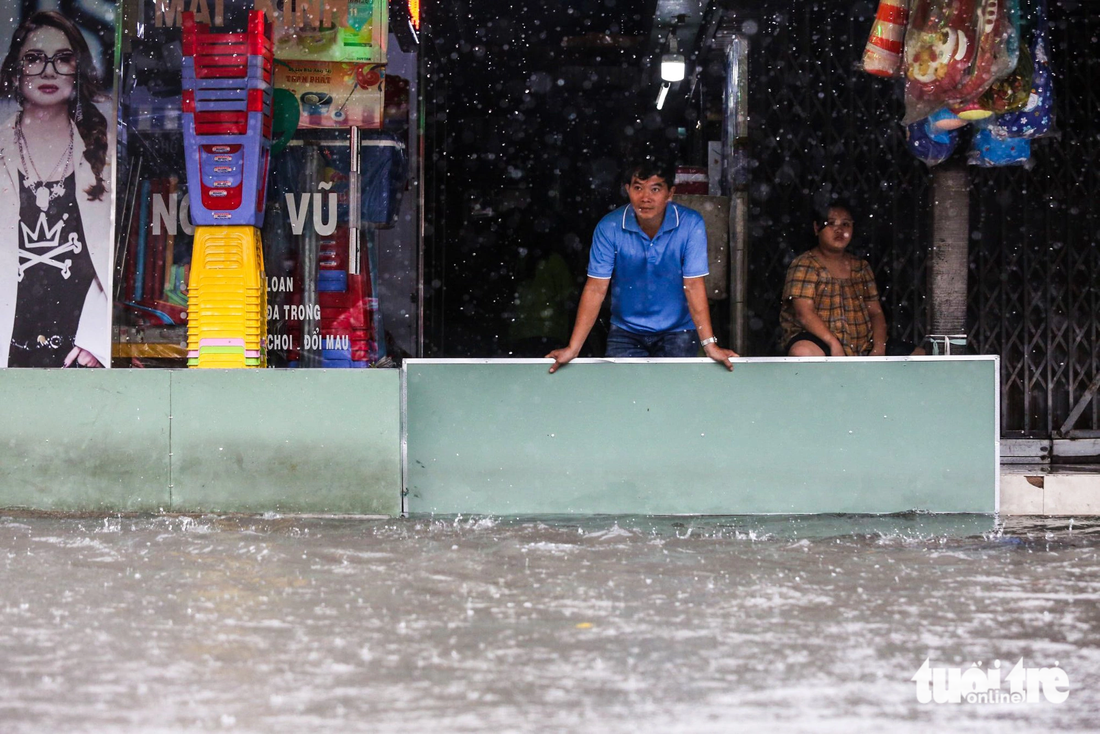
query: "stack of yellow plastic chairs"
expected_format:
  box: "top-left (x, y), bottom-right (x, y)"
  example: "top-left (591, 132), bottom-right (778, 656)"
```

top-left (181, 10), bottom-right (273, 368)
top-left (186, 227), bottom-right (267, 367)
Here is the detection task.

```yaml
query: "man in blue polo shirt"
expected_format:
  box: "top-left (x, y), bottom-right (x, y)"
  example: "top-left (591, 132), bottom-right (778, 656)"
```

top-left (547, 158), bottom-right (738, 373)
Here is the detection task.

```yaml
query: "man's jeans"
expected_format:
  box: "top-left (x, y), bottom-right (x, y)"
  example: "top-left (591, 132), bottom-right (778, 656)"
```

top-left (605, 325), bottom-right (700, 358)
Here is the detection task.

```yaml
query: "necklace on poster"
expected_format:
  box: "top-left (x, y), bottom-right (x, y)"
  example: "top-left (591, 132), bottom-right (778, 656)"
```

top-left (15, 113), bottom-right (74, 212)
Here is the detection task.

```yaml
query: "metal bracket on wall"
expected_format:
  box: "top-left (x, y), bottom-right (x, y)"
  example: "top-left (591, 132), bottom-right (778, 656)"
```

top-left (1059, 372), bottom-right (1100, 437)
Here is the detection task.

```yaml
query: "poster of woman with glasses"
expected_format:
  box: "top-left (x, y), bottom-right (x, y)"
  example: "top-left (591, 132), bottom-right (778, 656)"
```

top-left (0, 9), bottom-right (114, 368)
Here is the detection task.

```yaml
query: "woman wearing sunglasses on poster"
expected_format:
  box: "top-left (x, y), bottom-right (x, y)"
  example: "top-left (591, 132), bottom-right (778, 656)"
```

top-left (0, 11), bottom-right (112, 368)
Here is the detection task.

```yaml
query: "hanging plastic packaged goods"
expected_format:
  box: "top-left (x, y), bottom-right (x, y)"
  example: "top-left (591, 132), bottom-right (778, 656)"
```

top-left (905, 110), bottom-right (962, 166)
top-left (974, 0), bottom-right (1029, 115)
top-left (862, 0), bottom-right (911, 77)
top-left (969, 126), bottom-right (1031, 166)
top-left (902, 0), bottom-right (980, 122)
top-left (943, 0), bottom-right (1019, 115)
top-left (977, 43), bottom-right (1033, 115)
top-left (988, 0), bottom-right (1055, 140)
top-left (901, 0), bottom-right (1019, 124)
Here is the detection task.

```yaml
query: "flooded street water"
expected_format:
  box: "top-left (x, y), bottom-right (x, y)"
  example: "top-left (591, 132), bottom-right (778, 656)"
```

top-left (2, 513), bottom-right (1099, 732)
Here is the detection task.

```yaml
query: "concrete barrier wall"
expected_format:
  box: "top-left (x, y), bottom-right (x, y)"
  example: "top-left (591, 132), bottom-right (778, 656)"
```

top-left (0, 370), bottom-right (172, 512)
top-left (1, 358), bottom-right (1000, 516)
top-left (0, 370), bottom-right (402, 515)
top-left (404, 357), bottom-right (1000, 515)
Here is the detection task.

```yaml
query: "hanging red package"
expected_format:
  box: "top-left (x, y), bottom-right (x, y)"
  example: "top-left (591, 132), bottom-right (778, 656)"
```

top-left (902, 0), bottom-right (980, 123)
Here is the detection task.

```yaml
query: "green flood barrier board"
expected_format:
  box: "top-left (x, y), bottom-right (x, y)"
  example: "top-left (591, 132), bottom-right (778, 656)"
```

top-left (169, 370), bottom-right (401, 514)
top-left (0, 369), bottom-right (401, 515)
top-left (0, 370), bottom-right (172, 512)
top-left (403, 357), bottom-right (1000, 515)
top-left (1, 358), bottom-right (998, 516)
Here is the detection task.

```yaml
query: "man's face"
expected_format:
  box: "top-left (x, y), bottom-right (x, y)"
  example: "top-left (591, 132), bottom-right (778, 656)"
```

top-left (626, 175), bottom-right (674, 227)
top-left (814, 207), bottom-right (855, 253)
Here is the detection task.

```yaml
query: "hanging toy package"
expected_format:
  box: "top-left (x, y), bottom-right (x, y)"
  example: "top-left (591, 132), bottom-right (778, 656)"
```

top-left (989, 0), bottom-right (1056, 140)
top-left (944, 0), bottom-right (1019, 115)
top-left (902, 0), bottom-right (1019, 124)
top-left (868, 0), bottom-right (1054, 167)
top-left (862, 0), bottom-right (911, 77)
top-left (978, 43), bottom-right (1033, 116)
top-left (905, 109), bottom-right (962, 166)
top-left (902, 0), bottom-right (980, 124)
top-left (976, 0), bottom-right (1030, 115)
top-left (969, 125), bottom-right (1032, 166)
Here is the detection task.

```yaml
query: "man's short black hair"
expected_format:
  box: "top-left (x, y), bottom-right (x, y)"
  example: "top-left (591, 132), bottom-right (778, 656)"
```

top-left (621, 157), bottom-right (677, 188)
top-left (815, 199), bottom-right (856, 225)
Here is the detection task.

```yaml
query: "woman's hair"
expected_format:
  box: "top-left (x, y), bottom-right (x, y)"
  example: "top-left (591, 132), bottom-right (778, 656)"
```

top-left (814, 199), bottom-right (856, 226)
top-left (0, 11), bottom-right (108, 201)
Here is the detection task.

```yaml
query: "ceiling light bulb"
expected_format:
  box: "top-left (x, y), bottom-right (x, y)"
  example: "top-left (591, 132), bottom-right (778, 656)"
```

top-left (661, 54), bottom-right (685, 82)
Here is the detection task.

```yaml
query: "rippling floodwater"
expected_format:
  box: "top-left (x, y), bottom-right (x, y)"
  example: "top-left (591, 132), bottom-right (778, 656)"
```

top-left (2, 513), bottom-right (1099, 733)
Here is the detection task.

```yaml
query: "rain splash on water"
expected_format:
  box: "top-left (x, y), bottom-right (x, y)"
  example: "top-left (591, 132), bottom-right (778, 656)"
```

top-left (2, 513), bottom-right (1099, 732)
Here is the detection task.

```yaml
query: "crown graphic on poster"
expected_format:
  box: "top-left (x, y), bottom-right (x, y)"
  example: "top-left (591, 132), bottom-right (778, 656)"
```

top-left (21, 213), bottom-right (63, 250)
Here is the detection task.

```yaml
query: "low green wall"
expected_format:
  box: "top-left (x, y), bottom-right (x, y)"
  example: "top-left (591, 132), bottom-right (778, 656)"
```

top-left (404, 357), bottom-right (1000, 515)
top-left (0, 370), bottom-right (172, 512)
top-left (1, 358), bottom-right (1000, 516)
top-left (0, 369), bottom-right (401, 515)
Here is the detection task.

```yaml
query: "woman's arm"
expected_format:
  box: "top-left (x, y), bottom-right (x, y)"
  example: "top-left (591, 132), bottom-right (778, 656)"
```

top-left (866, 298), bottom-right (888, 356)
top-left (791, 298), bottom-right (844, 356)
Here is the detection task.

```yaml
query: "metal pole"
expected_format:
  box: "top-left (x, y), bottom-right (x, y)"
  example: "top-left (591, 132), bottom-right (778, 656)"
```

top-left (724, 35), bottom-right (749, 354)
top-left (349, 126), bottom-right (361, 276)
top-left (300, 141), bottom-right (320, 367)
top-left (415, 27), bottom-right (427, 358)
top-left (926, 165), bottom-right (970, 354)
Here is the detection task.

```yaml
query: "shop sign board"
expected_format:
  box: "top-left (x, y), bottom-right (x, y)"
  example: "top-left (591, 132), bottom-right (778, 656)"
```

top-left (274, 60), bottom-right (384, 129)
top-left (150, 0), bottom-right (388, 63)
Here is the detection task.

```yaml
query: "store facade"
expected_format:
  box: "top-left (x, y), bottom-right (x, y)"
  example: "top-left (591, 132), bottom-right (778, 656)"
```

top-left (0, 0), bottom-right (418, 371)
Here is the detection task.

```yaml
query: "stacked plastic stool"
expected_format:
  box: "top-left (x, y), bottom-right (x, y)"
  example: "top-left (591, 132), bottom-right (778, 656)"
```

top-left (182, 10), bottom-right (274, 368)
top-left (186, 227), bottom-right (268, 367)
top-left (181, 10), bottom-right (273, 227)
